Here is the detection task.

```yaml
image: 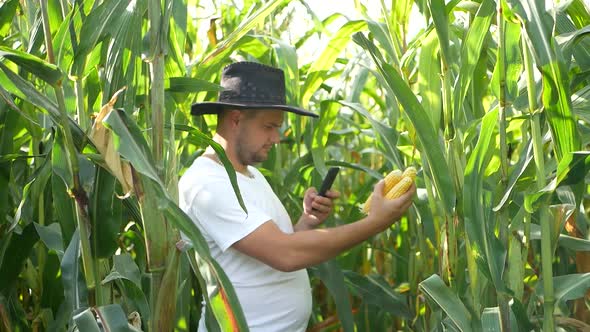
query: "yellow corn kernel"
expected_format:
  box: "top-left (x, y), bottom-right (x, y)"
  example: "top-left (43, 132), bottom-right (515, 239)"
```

top-left (384, 169), bottom-right (404, 192)
top-left (402, 166), bottom-right (417, 180)
top-left (362, 169), bottom-right (403, 213)
top-left (385, 176), bottom-right (413, 199)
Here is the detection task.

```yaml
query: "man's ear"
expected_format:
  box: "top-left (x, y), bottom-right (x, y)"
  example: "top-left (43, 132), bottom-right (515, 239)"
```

top-left (227, 109), bottom-right (242, 127)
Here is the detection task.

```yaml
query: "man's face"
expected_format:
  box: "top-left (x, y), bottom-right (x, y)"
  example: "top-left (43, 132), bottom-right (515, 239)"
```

top-left (235, 110), bottom-right (284, 165)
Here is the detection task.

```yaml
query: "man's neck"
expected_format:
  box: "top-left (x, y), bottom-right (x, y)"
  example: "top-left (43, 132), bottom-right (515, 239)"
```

top-left (208, 134), bottom-right (248, 173)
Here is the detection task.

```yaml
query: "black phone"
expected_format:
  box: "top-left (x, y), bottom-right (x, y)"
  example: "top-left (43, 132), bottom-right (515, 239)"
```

top-left (318, 167), bottom-right (340, 197)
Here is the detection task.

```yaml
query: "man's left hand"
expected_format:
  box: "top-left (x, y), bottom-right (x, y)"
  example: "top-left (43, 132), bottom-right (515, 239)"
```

top-left (296, 188), bottom-right (340, 230)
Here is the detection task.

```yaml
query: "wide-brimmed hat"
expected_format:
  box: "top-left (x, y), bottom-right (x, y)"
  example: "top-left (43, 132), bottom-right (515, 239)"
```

top-left (191, 62), bottom-right (318, 118)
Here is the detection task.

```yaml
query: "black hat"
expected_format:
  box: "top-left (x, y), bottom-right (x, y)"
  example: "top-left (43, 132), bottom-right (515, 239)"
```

top-left (191, 62), bottom-right (318, 118)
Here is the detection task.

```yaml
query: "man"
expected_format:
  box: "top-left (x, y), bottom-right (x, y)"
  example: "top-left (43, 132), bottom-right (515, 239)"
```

top-left (179, 61), bottom-right (415, 331)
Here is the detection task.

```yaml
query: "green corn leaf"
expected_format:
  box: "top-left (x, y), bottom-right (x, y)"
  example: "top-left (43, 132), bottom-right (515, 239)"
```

top-left (102, 254), bottom-right (150, 324)
top-left (102, 109), bottom-right (162, 188)
top-left (0, 62), bottom-right (59, 115)
top-left (272, 39), bottom-right (300, 105)
top-left (510, 0), bottom-right (582, 159)
top-left (464, 108), bottom-right (507, 291)
top-left (312, 261), bottom-right (354, 332)
top-left (71, 0), bottom-right (129, 77)
top-left (165, 77), bottom-right (224, 93)
top-left (536, 273), bottom-right (590, 308)
top-left (101, 0), bottom-right (144, 107)
top-left (200, 0), bottom-right (284, 65)
top-left (52, 169), bottom-right (77, 245)
top-left (427, 0), bottom-right (451, 66)
top-left (0, 83), bottom-right (39, 126)
top-left (524, 151), bottom-right (590, 212)
top-left (72, 308), bottom-right (102, 332)
top-left (339, 101), bottom-right (402, 167)
top-left (98, 305), bottom-right (139, 332)
top-left (481, 307), bottom-right (502, 332)
top-left (453, 0), bottom-right (495, 113)
top-left (344, 271), bottom-right (411, 318)
top-left (555, 11), bottom-right (590, 71)
top-left (494, 142), bottom-right (534, 211)
top-left (61, 230), bottom-right (88, 311)
top-left (491, 19), bottom-right (522, 103)
top-left (34, 223), bottom-right (65, 260)
top-left (51, 131), bottom-right (73, 189)
top-left (10, 179), bottom-right (33, 233)
top-left (0, 223), bottom-right (39, 294)
top-left (352, 32), bottom-right (455, 214)
top-left (0, 62), bottom-right (85, 146)
top-left (0, 46), bottom-right (62, 85)
top-left (301, 20), bottom-right (367, 106)
top-left (526, 223), bottom-right (590, 251)
top-left (419, 274), bottom-right (473, 331)
top-left (91, 167), bottom-right (123, 258)
top-left (417, 29), bottom-right (442, 129)
top-left (311, 100), bottom-right (340, 176)
top-left (555, 25), bottom-right (590, 61)
top-left (366, 20), bottom-right (399, 67)
top-left (0, 0), bottom-right (18, 37)
top-left (168, 0), bottom-right (188, 77)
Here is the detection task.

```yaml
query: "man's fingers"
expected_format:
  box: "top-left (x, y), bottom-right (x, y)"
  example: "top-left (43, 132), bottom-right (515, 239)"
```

top-left (373, 180), bottom-right (385, 197)
top-left (312, 197), bottom-right (333, 210)
top-left (381, 184), bottom-right (415, 208)
top-left (325, 189), bottom-right (340, 199)
top-left (315, 194), bottom-right (335, 205)
top-left (311, 202), bottom-right (331, 213)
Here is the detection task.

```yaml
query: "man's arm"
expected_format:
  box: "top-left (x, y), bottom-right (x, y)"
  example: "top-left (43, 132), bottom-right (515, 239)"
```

top-left (233, 181), bottom-right (415, 272)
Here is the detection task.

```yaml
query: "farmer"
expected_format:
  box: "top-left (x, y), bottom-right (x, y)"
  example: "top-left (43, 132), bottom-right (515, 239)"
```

top-left (178, 61), bottom-right (415, 331)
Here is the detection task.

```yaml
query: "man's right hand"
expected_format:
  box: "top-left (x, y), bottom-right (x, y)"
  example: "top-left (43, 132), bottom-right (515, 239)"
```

top-left (365, 180), bottom-right (416, 229)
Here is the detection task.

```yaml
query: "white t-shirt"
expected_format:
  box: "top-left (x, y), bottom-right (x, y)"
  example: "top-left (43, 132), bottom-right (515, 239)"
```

top-left (178, 157), bottom-right (312, 332)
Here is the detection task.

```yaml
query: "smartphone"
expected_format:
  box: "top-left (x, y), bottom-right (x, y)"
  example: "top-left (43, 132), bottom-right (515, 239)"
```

top-left (318, 167), bottom-right (340, 197)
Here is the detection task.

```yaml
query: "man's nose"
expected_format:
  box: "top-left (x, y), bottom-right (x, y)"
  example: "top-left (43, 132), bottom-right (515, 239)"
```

top-left (271, 128), bottom-right (281, 144)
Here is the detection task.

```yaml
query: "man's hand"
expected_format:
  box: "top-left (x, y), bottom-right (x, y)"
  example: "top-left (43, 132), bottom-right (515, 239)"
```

top-left (294, 187), bottom-right (340, 231)
top-left (366, 180), bottom-right (415, 229)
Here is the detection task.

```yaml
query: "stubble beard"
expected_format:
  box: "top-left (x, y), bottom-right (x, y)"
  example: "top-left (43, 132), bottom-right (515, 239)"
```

top-left (235, 135), bottom-right (269, 166)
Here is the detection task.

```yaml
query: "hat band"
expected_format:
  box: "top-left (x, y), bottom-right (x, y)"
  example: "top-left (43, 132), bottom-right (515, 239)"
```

top-left (219, 92), bottom-right (286, 105)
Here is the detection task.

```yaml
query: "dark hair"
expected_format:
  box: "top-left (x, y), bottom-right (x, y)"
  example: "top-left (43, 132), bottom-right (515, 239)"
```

top-left (216, 109), bottom-right (261, 129)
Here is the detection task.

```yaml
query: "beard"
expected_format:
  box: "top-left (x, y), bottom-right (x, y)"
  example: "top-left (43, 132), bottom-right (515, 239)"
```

top-left (235, 133), bottom-right (272, 165)
top-left (236, 144), bottom-right (268, 165)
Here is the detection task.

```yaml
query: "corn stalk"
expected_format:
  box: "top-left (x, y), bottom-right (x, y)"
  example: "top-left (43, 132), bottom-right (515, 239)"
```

top-left (142, 0), bottom-right (179, 330)
top-left (39, 0), bottom-right (97, 306)
top-left (496, 2), bottom-right (512, 329)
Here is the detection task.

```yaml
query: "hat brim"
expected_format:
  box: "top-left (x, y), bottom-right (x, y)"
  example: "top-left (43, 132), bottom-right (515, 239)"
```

top-left (191, 101), bottom-right (318, 118)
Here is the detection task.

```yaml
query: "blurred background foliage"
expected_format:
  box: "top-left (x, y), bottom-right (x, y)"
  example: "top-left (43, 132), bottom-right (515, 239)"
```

top-left (1, 0), bottom-right (590, 331)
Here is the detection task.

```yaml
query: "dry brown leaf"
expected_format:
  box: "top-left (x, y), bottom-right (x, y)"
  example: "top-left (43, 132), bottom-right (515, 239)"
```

top-left (89, 87), bottom-right (134, 196)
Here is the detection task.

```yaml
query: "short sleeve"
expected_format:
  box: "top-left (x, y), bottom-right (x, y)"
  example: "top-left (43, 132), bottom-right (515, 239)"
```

top-left (187, 180), bottom-right (272, 252)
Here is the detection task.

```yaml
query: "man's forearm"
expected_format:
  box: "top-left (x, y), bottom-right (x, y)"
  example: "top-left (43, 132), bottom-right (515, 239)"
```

top-left (283, 216), bottom-right (389, 270)
top-left (233, 215), bottom-right (391, 273)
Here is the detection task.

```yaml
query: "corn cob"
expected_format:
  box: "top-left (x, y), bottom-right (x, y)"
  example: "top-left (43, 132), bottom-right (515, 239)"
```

top-left (362, 167), bottom-right (417, 213)
top-left (385, 176), bottom-right (413, 199)
top-left (402, 166), bottom-right (417, 180)
top-left (362, 169), bottom-right (403, 213)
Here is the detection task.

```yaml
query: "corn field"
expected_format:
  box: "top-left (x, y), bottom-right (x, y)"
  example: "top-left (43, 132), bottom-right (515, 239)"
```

top-left (1, 0), bottom-right (590, 331)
